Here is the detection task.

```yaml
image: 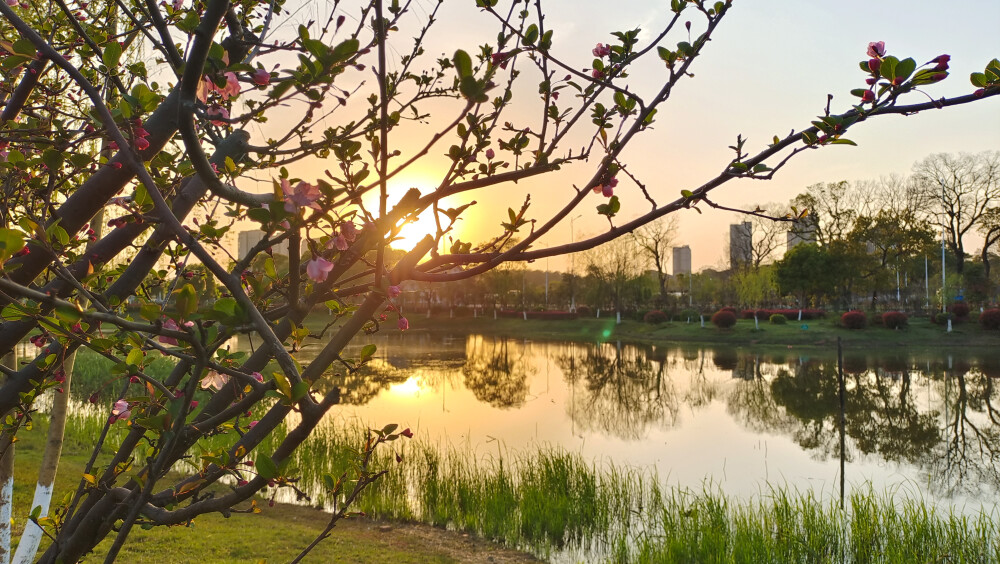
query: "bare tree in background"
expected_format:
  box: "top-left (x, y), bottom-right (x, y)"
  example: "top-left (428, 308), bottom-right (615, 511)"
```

top-left (914, 151), bottom-right (1000, 275)
top-left (632, 217), bottom-right (678, 305)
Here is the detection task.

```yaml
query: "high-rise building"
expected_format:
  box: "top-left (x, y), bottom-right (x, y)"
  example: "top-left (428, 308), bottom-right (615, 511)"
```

top-left (238, 230), bottom-right (289, 259)
top-left (729, 222), bottom-right (752, 270)
top-left (786, 221), bottom-right (817, 252)
top-left (672, 245), bottom-right (692, 275)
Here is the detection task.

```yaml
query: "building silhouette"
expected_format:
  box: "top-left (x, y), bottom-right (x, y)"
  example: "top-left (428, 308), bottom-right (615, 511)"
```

top-left (238, 230), bottom-right (289, 259)
top-left (729, 222), bottom-right (752, 270)
top-left (672, 245), bottom-right (692, 275)
top-left (785, 221), bottom-right (817, 253)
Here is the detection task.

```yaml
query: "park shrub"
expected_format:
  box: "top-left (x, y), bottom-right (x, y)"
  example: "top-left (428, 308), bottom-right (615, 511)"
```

top-left (575, 305), bottom-right (593, 317)
top-left (840, 311), bottom-right (867, 330)
top-left (712, 310), bottom-right (738, 329)
top-left (679, 308), bottom-right (700, 322)
top-left (933, 312), bottom-right (953, 325)
top-left (740, 308), bottom-right (825, 320)
top-left (882, 311), bottom-right (908, 330)
top-left (980, 309), bottom-right (1000, 330)
top-left (950, 302), bottom-right (970, 320)
top-left (769, 314), bottom-right (787, 325)
top-left (643, 310), bottom-right (669, 324)
top-left (720, 306), bottom-right (738, 315)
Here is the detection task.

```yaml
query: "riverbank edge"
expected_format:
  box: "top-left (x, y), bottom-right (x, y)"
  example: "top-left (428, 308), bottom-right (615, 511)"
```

top-left (404, 315), bottom-right (998, 351)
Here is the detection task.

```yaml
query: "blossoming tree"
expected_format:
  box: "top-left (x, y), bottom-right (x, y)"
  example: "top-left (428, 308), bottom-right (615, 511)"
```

top-left (0, 0), bottom-right (997, 560)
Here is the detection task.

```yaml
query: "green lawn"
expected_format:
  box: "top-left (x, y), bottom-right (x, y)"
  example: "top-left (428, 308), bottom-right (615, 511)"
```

top-left (9, 418), bottom-right (527, 563)
top-left (403, 314), bottom-right (997, 350)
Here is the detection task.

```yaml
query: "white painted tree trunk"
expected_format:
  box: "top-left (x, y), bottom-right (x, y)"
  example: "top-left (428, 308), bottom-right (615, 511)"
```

top-left (616, 311), bottom-right (621, 324)
top-left (0, 350), bottom-right (16, 564)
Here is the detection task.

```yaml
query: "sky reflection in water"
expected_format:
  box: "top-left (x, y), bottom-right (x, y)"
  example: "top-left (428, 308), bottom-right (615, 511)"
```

top-left (253, 332), bottom-right (1000, 513)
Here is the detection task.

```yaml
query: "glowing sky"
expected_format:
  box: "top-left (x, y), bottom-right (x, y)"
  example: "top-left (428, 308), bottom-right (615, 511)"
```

top-left (242, 0), bottom-right (1000, 272)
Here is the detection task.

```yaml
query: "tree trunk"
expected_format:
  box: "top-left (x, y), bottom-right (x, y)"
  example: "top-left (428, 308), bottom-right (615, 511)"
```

top-left (0, 349), bottom-right (16, 564)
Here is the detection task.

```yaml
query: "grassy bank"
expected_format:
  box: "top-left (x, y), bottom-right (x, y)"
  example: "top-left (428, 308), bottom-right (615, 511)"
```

top-left (87, 411), bottom-right (994, 564)
top-left (403, 314), bottom-right (1000, 350)
top-left (10, 411), bottom-right (536, 563)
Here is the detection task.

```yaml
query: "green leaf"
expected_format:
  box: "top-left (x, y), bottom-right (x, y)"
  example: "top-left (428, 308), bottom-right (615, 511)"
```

top-left (895, 57), bottom-right (916, 82)
top-left (41, 149), bottom-right (64, 171)
top-left (453, 50), bottom-right (473, 78)
top-left (213, 297), bottom-right (237, 317)
top-left (291, 381), bottom-right (310, 401)
top-left (970, 72), bottom-right (988, 88)
top-left (256, 455), bottom-right (279, 480)
top-left (272, 371), bottom-right (292, 399)
top-left (830, 138), bottom-right (857, 146)
top-left (173, 284), bottom-right (198, 320)
top-left (523, 24), bottom-right (539, 46)
top-left (102, 42), bottom-right (122, 69)
top-left (879, 55), bottom-right (898, 81)
top-left (330, 39), bottom-right (359, 64)
top-left (0, 228), bottom-right (25, 262)
top-left (360, 344), bottom-right (377, 361)
top-left (126, 347), bottom-right (144, 367)
top-left (54, 303), bottom-right (83, 323)
top-left (681, 190), bottom-right (694, 198)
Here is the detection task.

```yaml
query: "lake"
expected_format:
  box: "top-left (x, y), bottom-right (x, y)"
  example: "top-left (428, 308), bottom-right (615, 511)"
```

top-left (274, 331), bottom-right (1000, 514)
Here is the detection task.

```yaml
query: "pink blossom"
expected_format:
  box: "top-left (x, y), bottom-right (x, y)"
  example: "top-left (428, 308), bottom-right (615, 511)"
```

top-left (602, 184), bottom-right (614, 197)
top-left (159, 318), bottom-right (193, 346)
top-left (340, 221), bottom-right (358, 241)
top-left (388, 285), bottom-right (401, 299)
top-left (930, 54), bottom-right (950, 71)
top-left (866, 41), bottom-right (886, 58)
top-left (135, 137), bottom-right (150, 151)
top-left (485, 148), bottom-right (495, 160)
top-left (251, 68), bottom-right (271, 86)
top-left (868, 58), bottom-right (881, 74)
top-left (110, 399), bottom-right (130, 423)
top-left (251, 371), bottom-right (264, 383)
top-left (491, 51), bottom-right (512, 69)
top-left (282, 178), bottom-right (321, 212)
top-left (592, 43), bottom-right (611, 58)
top-left (220, 72), bottom-right (241, 99)
top-left (171, 0), bottom-right (183, 9)
top-left (861, 90), bottom-right (875, 103)
top-left (199, 370), bottom-right (230, 391)
top-left (306, 257), bottom-right (335, 282)
top-left (591, 69), bottom-right (604, 79)
top-left (206, 105), bottom-right (229, 126)
top-left (400, 427), bottom-right (413, 438)
top-left (6, 0), bottom-right (18, 6)
top-left (249, 420), bottom-right (258, 429)
top-left (332, 233), bottom-right (349, 251)
top-left (397, 316), bottom-right (409, 331)
top-left (196, 77), bottom-right (212, 104)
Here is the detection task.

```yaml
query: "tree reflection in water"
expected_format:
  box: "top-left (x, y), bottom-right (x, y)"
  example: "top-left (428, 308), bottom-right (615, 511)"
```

top-left (724, 350), bottom-right (1000, 498)
top-left (557, 342), bottom-right (679, 440)
top-left (461, 336), bottom-right (535, 408)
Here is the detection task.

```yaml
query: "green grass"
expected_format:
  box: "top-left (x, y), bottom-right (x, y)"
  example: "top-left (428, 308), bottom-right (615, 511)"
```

top-left (404, 314), bottom-right (1000, 350)
top-left (7, 413), bottom-right (481, 563)
top-left (92, 412), bottom-right (994, 563)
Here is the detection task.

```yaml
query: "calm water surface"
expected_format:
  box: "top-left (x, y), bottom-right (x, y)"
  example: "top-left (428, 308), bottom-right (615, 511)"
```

top-left (263, 332), bottom-right (1000, 513)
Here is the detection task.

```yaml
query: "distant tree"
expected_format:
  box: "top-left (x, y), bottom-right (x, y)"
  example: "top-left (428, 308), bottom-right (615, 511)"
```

top-left (775, 244), bottom-right (840, 306)
top-left (631, 217), bottom-right (678, 305)
top-left (913, 151), bottom-right (1000, 274)
top-left (791, 181), bottom-right (869, 246)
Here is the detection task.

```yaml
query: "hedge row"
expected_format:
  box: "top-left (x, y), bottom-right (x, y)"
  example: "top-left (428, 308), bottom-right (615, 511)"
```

top-left (740, 308), bottom-right (826, 320)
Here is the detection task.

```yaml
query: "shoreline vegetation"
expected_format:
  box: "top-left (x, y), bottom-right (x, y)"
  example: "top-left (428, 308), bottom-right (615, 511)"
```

top-left (401, 314), bottom-right (1000, 350)
top-left (37, 409), bottom-right (998, 563)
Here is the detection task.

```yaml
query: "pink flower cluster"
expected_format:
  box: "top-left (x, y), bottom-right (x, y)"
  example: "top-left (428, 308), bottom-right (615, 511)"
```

top-left (110, 399), bottom-right (130, 423)
top-left (592, 176), bottom-right (618, 197)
